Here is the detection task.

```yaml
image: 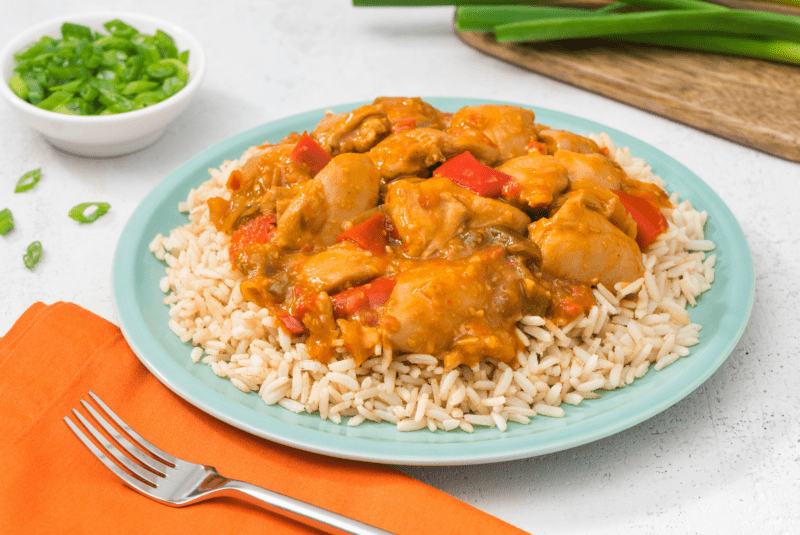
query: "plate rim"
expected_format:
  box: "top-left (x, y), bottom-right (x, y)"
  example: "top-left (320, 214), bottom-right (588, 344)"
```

top-left (112, 96), bottom-right (755, 465)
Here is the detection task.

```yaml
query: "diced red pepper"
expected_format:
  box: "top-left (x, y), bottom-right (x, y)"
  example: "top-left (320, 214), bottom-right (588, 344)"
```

top-left (433, 151), bottom-right (512, 198)
top-left (336, 213), bottom-right (390, 256)
top-left (290, 131), bottom-right (331, 176)
top-left (391, 117), bottom-right (417, 133)
top-left (612, 189), bottom-right (668, 249)
top-left (551, 281), bottom-right (595, 325)
top-left (289, 285), bottom-right (319, 319)
top-left (526, 139), bottom-right (548, 155)
top-left (229, 213), bottom-right (277, 264)
top-left (330, 277), bottom-right (397, 319)
top-left (277, 312), bottom-right (305, 334)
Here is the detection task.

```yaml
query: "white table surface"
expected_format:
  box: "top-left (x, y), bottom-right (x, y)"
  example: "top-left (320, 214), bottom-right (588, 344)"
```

top-left (2, 1), bottom-right (799, 534)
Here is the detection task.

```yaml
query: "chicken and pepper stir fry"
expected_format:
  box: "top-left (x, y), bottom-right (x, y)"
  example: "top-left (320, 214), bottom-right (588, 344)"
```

top-left (207, 97), bottom-right (671, 369)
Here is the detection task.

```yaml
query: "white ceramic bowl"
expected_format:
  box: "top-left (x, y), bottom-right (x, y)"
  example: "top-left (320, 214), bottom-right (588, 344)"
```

top-left (0, 12), bottom-right (205, 157)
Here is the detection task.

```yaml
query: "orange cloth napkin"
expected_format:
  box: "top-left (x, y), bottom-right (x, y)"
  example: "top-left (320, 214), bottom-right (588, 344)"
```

top-left (0, 302), bottom-right (530, 535)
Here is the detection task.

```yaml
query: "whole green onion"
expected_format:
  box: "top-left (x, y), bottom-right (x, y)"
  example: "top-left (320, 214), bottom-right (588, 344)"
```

top-left (493, 9), bottom-right (800, 43)
top-left (0, 208), bottom-right (14, 236)
top-left (15, 168), bottom-right (42, 193)
top-left (24, 241), bottom-right (43, 270)
top-left (68, 202), bottom-right (110, 223)
top-left (8, 19), bottom-right (190, 116)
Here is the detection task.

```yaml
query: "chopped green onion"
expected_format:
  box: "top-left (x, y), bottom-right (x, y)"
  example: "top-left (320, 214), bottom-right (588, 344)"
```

top-left (0, 208), bottom-right (14, 236)
top-left (8, 19), bottom-right (190, 116)
top-left (61, 22), bottom-right (93, 41)
top-left (9, 74), bottom-right (28, 99)
top-left (104, 19), bottom-right (138, 38)
top-left (23, 241), bottom-right (43, 270)
top-left (15, 168), bottom-right (42, 193)
top-left (68, 202), bottom-right (110, 223)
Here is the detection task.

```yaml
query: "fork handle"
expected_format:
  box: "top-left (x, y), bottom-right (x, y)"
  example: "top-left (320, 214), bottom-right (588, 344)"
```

top-left (221, 479), bottom-right (396, 535)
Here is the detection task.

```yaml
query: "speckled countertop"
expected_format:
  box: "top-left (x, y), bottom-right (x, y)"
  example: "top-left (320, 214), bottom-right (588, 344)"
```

top-left (2, 2), bottom-right (799, 534)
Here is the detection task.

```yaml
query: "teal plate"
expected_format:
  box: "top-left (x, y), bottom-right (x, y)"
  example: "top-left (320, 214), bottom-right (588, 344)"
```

top-left (112, 97), bottom-right (754, 465)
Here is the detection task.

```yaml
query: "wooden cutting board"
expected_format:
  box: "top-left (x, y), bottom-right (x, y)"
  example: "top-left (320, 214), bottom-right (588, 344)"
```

top-left (455, 27), bottom-right (800, 163)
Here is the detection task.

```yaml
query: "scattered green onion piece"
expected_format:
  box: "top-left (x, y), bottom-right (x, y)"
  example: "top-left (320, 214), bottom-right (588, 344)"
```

top-left (68, 202), bottom-right (110, 223)
top-left (0, 208), bottom-right (14, 236)
top-left (15, 168), bottom-right (42, 193)
top-left (23, 241), bottom-right (43, 270)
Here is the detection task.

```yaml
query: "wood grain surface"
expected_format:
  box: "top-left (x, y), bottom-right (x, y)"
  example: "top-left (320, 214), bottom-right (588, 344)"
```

top-left (456, 29), bottom-right (800, 162)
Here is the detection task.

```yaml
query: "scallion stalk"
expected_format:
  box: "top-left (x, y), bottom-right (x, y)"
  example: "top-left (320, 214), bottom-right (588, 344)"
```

top-left (457, 6), bottom-right (600, 32)
top-left (493, 9), bottom-right (800, 43)
top-left (612, 32), bottom-right (800, 63)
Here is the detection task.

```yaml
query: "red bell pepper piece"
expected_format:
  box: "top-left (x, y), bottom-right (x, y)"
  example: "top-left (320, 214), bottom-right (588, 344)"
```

top-left (391, 117), bottom-right (416, 133)
top-left (330, 277), bottom-right (397, 319)
top-left (277, 312), bottom-right (306, 334)
top-left (290, 131), bottom-right (331, 176)
top-left (433, 151), bottom-right (512, 198)
top-left (228, 213), bottom-right (277, 264)
top-left (336, 213), bottom-right (390, 256)
top-left (612, 189), bottom-right (668, 249)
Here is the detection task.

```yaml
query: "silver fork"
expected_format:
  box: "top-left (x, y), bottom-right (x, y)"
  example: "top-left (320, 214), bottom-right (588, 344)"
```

top-left (64, 391), bottom-right (394, 535)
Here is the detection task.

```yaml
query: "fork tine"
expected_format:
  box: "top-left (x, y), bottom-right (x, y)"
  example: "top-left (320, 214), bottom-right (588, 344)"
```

top-left (80, 400), bottom-right (169, 475)
top-left (88, 391), bottom-right (179, 466)
top-left (64, 415), bottom-right (157, 495)
top-left (70, 409), bottom-right (161, 487)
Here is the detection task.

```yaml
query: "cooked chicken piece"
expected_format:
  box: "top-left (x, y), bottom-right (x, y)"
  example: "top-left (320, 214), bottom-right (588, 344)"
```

top-left (311, 104), bottom-right (391, 155)
top-left (272, 153), bottom-right (382, 250)
top-left (537, 129), bottom-right (600, 155)
top-left (286, 241), bottom-right (389, 294)
top-left (562, 182), bottom-right (638, 239)
top-left (233, 143), bottom-right (313, 193)
top-left (528, 190), bottom-right (644, 288)
top-left (382, 248), bottom-right (542, 365)
top-left (497, 153), bottom-right (569, 210)
top-left (368, 127), bottom-right (454, 181)
top-left (448, 105), bottom-right (539, 163)
top-left (384, 177), bottom-right (530, 258)
top-left (372, 96), bottom-right (449, 130)
top-left (554, 150), bottom-right (626, 191)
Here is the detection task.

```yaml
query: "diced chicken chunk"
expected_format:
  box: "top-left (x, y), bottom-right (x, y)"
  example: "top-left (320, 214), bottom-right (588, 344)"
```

top-left (448, 104), bottom-right (539, 163)
top-left (385, 177), bottom-right (530, 258)
top-left (286, 242), bottom-right (388, 294)
top-left (497, 153), bottom-right (569, 210)
top-left (273, 153), bottom-right (381, 249)
top-left (311, 104), bottom-right (391, 155)
top-left (528, 191), bottom-right (645, 287)
top-left (554, 150), bottom-right (626, 191)
top-left (382, 249), bottom-right (542, 365)
top-left (372, 96), bottom-right (449, 130)
top-left (537, 129), bottom-right (600, 154)
top-left (367, 128), bottom-right (454, 181)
